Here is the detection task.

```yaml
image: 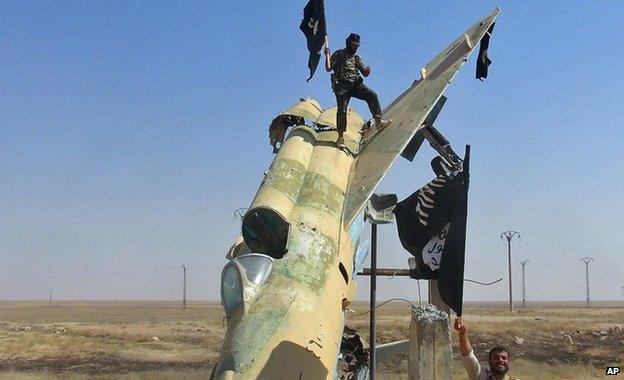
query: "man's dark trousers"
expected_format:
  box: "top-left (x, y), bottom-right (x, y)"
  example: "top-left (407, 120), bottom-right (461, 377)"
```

top-left (335, 81), bottom-right (382, 133)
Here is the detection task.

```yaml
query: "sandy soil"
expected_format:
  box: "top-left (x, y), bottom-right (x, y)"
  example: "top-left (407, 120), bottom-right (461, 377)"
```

top-left (0, 301), bottom-right (622, 379)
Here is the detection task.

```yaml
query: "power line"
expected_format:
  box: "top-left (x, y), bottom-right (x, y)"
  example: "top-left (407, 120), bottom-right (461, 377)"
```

top-left (580, 257), bottom-right (593, 308)
top-left (519, 259), bottom-right (530, 308)
top-left (501, 231), bottom-right (520, 312)
top-left (182, 265), bottom-right (187, 310)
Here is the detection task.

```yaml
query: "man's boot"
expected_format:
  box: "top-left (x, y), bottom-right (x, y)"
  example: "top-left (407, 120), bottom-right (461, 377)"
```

top-left (372, 118), bottom-right (391, 130)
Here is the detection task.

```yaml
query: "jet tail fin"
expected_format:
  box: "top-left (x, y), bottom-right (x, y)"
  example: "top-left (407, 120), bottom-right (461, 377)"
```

top-left (342, 8), bottom-right (500, 226)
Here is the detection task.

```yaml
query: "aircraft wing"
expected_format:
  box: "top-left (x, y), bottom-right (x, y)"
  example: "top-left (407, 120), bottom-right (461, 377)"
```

top-left (343, 8), bottom-right (500, 226)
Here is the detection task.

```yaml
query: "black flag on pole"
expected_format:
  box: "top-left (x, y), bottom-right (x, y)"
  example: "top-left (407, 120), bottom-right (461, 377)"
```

top-left (393, 146), bottom-right (471, 315)
top-left (476, 23), bottom-right (496, 81)
top-left (300, 0), bottom-right (326, 82)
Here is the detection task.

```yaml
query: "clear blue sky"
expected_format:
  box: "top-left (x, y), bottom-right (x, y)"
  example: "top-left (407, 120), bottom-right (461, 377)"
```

top-left (2, 1), bottom-right (623, 302)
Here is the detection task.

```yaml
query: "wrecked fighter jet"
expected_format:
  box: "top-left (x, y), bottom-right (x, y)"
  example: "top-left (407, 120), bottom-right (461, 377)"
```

top-left (212, 9), bottom-right (500, 379)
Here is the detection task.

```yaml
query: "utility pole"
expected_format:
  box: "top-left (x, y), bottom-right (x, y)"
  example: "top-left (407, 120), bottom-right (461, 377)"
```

top-left (580, 257), bottom-right (593, 308)
top-left (364, 193), bottom-right (397, 380)
top-left (369, 222), bottom-right (377, 380)
top-left (519, 260), bottom-right (530, 308)
top-left (49, 289), bottom-right (52, 307)
top-left (182, 265), bottom-right (187, 310)
top-left (501, 231), bottom-right (520, 312)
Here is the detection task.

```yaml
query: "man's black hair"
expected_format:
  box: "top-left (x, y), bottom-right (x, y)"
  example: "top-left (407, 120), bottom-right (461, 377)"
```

top-left (488, 345), bottom-right (509, 360)
top-left (346, 33), bottom-right (360, 45)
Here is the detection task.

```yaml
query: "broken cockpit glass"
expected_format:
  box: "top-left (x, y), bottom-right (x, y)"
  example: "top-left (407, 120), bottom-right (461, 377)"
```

top-left (242, 207), bottom-right (289, 259)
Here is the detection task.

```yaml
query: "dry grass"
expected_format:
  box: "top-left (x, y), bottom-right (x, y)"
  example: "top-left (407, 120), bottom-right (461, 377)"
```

top-left (0, 301), bottom-right (221, 377)
top-left (0, 370), bottom-right (212, 379)
top-left (1, 301), bottom-right (623, 379)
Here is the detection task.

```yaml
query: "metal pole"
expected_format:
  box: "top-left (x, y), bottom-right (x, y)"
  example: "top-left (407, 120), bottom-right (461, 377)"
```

top-left (521, 263), bottom-right (525, 308)
top-left (519, 260), bottom-right (530, 308)
top-left (585, 262), bottom-right (589, 308)
top-left (507, 238), bottom-right (512, 312)
top-left (182, 265), bottom-right (187, 310)
top-left (428, 279), bottom-right (450, 314)
top-left (369, 223), bottom-right (377, 380)
top-left (501, 231), bottom-right (520, 312)
top-left (580, 257), bottom-right (592, 308)
top-left (49, 289), bottom-right (52, 307)
top-left (360, 268), bottom-right (410, 276)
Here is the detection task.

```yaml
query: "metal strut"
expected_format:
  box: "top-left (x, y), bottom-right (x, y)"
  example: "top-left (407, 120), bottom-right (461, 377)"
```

top-left (421, 123), bottom-right (463, 171)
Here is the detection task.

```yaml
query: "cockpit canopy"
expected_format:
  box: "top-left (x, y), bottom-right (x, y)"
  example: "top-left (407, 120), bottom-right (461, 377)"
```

top-left (220, 253), bottom-right (274, 315)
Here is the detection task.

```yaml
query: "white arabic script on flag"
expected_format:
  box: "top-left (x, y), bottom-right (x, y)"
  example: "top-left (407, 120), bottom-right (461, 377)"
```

top-left (422, 223), bottom-right (449, 271)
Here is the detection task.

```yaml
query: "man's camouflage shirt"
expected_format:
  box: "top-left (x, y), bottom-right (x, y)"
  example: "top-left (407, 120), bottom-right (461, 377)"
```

top-left (330, 48), bottom-right (366, 90)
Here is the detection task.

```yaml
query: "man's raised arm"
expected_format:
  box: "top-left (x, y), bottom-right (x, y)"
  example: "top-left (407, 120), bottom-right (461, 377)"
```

top-left (324, 47), bottom-right (332, 72)
top-left (454, 318), bottom-right (481, 380)
top-left (454, 318), bottom-right (473, 356)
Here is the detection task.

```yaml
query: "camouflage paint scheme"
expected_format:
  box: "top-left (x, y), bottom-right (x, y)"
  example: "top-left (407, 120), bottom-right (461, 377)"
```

top-left (214, 102), bottom-right (365, 379)
top-left (213, 9), bottom-right (499, 379)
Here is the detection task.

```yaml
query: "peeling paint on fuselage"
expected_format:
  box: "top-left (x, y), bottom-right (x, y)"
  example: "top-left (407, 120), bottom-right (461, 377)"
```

top-left (279, 221), bottom-right (337, 293)
top-left (262, 159), bottom-right (307, 202)
top-left (263, 159), bottom-right (345, 221)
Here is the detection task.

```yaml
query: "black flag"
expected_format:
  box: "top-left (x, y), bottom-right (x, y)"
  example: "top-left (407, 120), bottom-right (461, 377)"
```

top-left (393, 147), bottom-right (471, 315)
top-left (300, 0), bottom-right (326, 82)
top-left (476, 23), bottom-right (496, 81)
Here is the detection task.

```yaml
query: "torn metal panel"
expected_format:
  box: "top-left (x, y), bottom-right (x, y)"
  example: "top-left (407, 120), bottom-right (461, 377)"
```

top-left (269, 115), bottom-right (304, 153)
top-left (365, 193), bottom-right (397, 224)
top-left (277, 98), bottom-right (365, 131)
top-left (337, 326), bottom-right (370, 379)
top-left (280, 98), bottom-right (323, 121)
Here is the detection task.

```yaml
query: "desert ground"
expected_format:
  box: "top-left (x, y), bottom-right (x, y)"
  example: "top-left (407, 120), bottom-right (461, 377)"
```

top-left (0, 301), bottom-right (622, 379)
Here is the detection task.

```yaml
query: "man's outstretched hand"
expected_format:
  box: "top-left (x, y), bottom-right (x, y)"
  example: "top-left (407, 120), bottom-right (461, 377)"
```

top-left (454, 318), bottom-right (467, 334)
top-left (324, 47), bottom-right (331, 56)
top-left (454, 318), bottom-right (472, 356)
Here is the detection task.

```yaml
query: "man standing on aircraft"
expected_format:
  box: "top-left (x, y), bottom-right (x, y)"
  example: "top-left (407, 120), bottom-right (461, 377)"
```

top-left (454, 318), bottom-right (516, 380)
top-left (324, 33), bottom-right (390, 148)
